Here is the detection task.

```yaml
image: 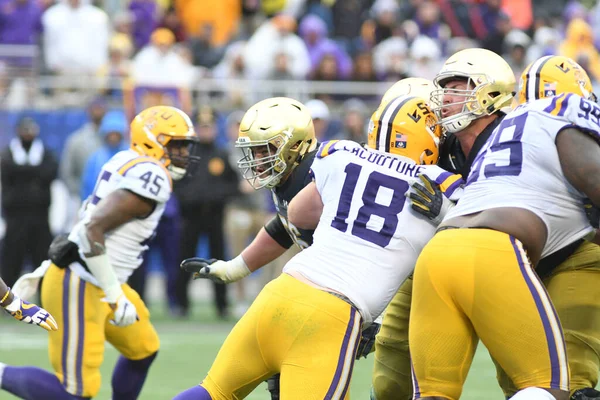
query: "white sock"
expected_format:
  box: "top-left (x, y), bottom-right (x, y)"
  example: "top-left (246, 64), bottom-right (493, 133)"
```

top-left (0, 362), bottom-right (6, 388)
top-left (511, 387), bottom-right (556, 400)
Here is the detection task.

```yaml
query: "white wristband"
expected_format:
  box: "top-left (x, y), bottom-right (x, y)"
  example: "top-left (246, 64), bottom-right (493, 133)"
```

top-left (4, 295), bottom-right (21, 313)
top-left (85, 253), bottom-right (123, 303)
top-left (226, 255), bottom-right (251, 282)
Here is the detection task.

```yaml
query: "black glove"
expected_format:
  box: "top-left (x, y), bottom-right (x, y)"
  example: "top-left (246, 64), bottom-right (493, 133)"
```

top-left (48, 234), bottom-right (81, 268)
top-left (584, 198), bottom-right (600, 229)
top-left (409, 175), bottom-right (445, 223)
top-left (180, 258), bottom-right (220, 282)
top-left (355, 321), bottom-right (381, 360)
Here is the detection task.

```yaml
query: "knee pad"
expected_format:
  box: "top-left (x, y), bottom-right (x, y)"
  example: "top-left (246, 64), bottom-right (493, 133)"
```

top-left (511, 387), bottom-right (556, 400)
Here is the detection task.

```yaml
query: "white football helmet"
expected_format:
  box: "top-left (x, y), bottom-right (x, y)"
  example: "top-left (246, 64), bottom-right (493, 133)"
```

top-left (430, 48), bottom-right (516, 133)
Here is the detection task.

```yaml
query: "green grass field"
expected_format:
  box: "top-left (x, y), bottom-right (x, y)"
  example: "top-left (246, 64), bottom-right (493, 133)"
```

top-left (0, 303), bottom-right (505, 400)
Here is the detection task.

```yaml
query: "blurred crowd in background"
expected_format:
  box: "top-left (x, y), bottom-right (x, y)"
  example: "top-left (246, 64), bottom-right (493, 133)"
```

top-left (0, 0), bottom-right (599, 319)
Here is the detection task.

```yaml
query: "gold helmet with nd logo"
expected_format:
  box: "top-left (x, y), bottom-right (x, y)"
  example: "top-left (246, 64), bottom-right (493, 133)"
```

top-left (237, 97), bottom-right (317, 189)
top-left (430, 48), bottom-right (516, 133)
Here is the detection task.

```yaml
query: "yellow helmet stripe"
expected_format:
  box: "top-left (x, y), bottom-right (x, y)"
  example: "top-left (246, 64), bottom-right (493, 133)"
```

top-left (376, 96), bottom-right (415, 153)
top-left (526, 55), bottom-right (552, 102)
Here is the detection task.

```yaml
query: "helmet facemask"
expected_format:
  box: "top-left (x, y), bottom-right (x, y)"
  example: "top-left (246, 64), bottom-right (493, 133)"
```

top-left (162, 136), bottom-right (200, 181)
top-left (431, 73), bottom-right (514, 133)
top-left (237, 134), bottom-right (289, 189)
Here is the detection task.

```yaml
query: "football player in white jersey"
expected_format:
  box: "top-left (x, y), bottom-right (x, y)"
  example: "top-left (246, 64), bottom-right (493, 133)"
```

top-left (408, 56), bottom-right (600, 400)
top-left (0, 106), bottom-right (198, 400)
top-left (173, 95), bottom-right (445, 400)
top-left (0, 276), bottom-right (57, 331)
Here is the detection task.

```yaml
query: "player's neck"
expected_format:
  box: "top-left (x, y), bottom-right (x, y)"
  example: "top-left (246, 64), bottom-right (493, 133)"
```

top-left (454, 115), bottom-right (497, 157)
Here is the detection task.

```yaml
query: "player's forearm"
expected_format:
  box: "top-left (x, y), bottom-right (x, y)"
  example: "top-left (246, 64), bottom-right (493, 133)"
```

top-left (241, 228), bottom-right (288, 272)
top-left (0, 278), bottom-right (15, 308)
top-left (79, 225), bottom-right (123, 303)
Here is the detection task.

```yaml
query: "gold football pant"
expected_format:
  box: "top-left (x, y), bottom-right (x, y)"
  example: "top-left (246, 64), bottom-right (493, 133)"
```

top-left (41, 264), bottom-right (160, 398)
top-left (410, 229), bottom-right (569, 399)
top-left (201, 273), bottom-right (362, 400)
top-left (495, 241), bottom-right (600, 397)
top-left (371, 276), bottom-right (413, 400)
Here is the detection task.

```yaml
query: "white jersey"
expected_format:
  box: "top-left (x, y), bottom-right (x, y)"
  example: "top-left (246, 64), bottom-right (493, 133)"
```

top-left (68, 150), bottom-right (172, 285)
top-left (283, 140), bottom-right (438, 325)
top-left (445, 93), bottom-right (596, 257)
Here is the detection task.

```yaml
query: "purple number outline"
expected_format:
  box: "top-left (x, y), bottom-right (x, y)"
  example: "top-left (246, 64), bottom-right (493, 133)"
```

top-left (468, 113), bottom-right (527, 184)
top-left (332, 163), bottom-right (409, 248)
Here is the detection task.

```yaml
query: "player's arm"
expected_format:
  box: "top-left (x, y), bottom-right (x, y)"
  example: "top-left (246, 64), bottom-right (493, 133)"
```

top-left (557, 127), bottom-right (600, 210)
top-left (78, 189), bottom-right (154, 325)
top-left (0, 276), bottom-right (58, 331)
top-left (288, 182), bottom-right (323, 230)
top-left (181, 218), bottom-right (291, 284)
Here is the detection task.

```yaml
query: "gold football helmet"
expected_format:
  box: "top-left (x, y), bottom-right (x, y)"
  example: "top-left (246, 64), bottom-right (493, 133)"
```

top-left (380, 78), bottom-right (436, 108)
top-left (368, 95), bottom-right (442, 165)
top-left (130, 105), bottom-right (199, 180)
top-left (237, 97), bottom-right (317, 189)
top-left (518, 55), bottom-right (596, 104)
top-left (431, 48), bottom-right (516, 133)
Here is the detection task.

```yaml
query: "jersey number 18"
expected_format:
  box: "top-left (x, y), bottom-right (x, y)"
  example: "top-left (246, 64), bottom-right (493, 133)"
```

top-left (332, 162), bottom-right (408, 248)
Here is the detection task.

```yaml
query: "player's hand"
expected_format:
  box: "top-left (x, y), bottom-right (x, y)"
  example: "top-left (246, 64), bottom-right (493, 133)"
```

top-left (181, 256), bottom-right (250, 284)
top-left (584, 198), bottom-right (600, 229)
top-left (408, 175), bottom-right (455, 225)
top-left (3, 296), bottom-right (58, 332)
top-left (108, 295), bottom-right (138, 327)
top-left (355, 320), bottom-right (381, 360)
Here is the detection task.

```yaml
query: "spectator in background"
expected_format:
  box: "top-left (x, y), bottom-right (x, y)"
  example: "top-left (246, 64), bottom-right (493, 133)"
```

top-left (370, 0), bottom-right (399, 44)
top-left (132, 28), bottom-right (197, 88)
top-left (42, 0), bottom-right (109, 75)
top-left (0, 117), bottom-right (58, 286)
top-left (59, 97), bottom-right (107, 200)
top-left (373, 35), bottom-right (409, 81)
top-left (175, 0), bottom-right (240, 47)
top-left (0, 0), bottom-right (42, 66)
top-left (352, 50), bottom-right (378, 87)
top-left (174, 106), bottom-right (239, 319)
top-left (414, 0), bottom-right (450, 43)
top-left (334, 98), bottom-right (369, 143)
top-left (503, 30), bottom-right (531, 80)
top-left (79, 110), bottom-right (128, 201)
top-left (188, 23), bottom-right (225, 69)
top-left (212, 41), bottom-right (247, 107)
top-left (98, 34), bottom-right (132, 97)
top-left (407, 35), bottom-right (442, 80)
top-left (306, 98), bottom-right (333, 141)
top-left (243, 15), bottom-right (310, 80)
top-left (559, 18), bottom-right (600, 83)
top-left (158, 6), bottom-right (186, 43)
top-left (330, 0), bottom-right (373, 55)
top-left (299, 14), bottom-right (352, 79)
top-left (128, 0), bottom-right (159, 51)
top-left (526, 26), bottom-right (561, 65)
top-left (482, 11), bottom-right (512, 55)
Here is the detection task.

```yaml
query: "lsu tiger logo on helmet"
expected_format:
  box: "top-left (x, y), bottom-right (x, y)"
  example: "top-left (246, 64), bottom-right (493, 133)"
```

top-left (237, 97), bottom-right (317, 189)
top-left (380, 78), bottom-right (436, 108)
top-left (130, 105), bottom-right (199, 181)
top-left (518, 55), bottom-right (597, 104)
top-left (430, 48), bottom-right (516, 133)
top-left (368, 95), bottom-right (442, 165)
